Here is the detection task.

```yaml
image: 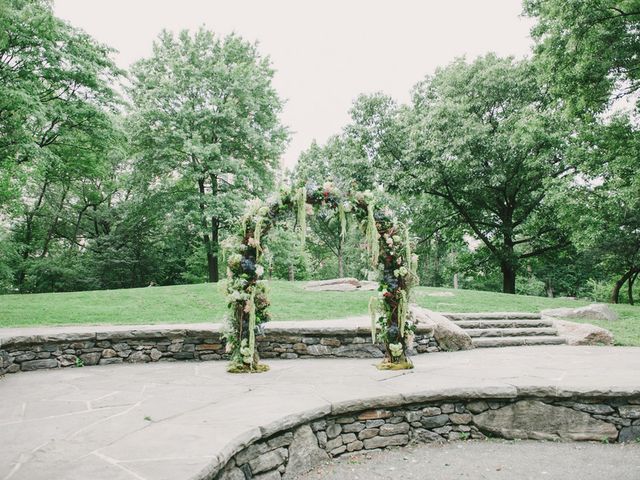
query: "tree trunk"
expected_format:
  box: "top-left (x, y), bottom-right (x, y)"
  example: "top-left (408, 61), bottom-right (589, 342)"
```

top-left (501, 263), bottom-right (516, 294)
top-left (611, 269), bottom-right (635, 304)
top-left (288, 264), bottom-right (295, 281)
top-left (337, 239), bottom-right (344, 278)
top-left (209, 216), bottom-right (219, 283)
top-left (197, 177), bottom-right (215, 283)
top-left (628, 270), bottom-right (639, 306)
top-left (453, 273), bottom-right (459, 289)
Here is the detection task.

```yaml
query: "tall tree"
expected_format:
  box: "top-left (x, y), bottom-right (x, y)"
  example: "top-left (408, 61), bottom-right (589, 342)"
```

top-left (0, 0), bottom-right (124, 291)
top-left (524, 0), bottom-right (640, 115)
top-left (128, 29), bottom-right (288, 282)
top-left (398, 55), bottom-right (573, 293)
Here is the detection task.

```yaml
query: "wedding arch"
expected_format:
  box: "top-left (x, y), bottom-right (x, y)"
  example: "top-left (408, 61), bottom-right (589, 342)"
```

top-left (223, 183), bottom-right (418, 373)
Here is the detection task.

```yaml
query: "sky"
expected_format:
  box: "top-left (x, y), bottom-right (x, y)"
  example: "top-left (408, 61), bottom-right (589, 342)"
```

top-left (54, 0), bottom-right (535, 170)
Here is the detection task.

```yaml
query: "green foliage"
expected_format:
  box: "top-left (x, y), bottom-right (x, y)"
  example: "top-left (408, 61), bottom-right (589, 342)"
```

top-left (398, 55), bottom-right (573, 293)
top-left (127, 28), bottom-right (288, 283)
top-left (525, 0), bottom-right (640, 115)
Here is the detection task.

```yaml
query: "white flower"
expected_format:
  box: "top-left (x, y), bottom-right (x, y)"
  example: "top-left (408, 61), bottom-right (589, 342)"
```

top-left (255, 264), bottom-right (265, 277)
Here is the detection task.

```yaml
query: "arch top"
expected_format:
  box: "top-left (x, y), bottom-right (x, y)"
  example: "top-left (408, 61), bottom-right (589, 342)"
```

top-left (224, 183), bottom-right (418, 373)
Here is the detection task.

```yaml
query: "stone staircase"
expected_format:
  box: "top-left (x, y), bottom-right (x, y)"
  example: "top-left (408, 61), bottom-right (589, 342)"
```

top-left (443, 312), bottom-right (566, 348)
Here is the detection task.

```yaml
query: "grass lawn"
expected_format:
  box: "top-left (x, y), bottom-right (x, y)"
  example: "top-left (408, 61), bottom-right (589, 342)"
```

top-left (1, 281), bottom-right (638, 345)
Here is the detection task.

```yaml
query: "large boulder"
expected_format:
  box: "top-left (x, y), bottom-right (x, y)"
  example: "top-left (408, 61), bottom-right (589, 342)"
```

top-left (552, 319), bottom-right (614, 346)
top-left (474, 400), bottom-right (618, 441)
top-left (410, 305), bottom-right (473, 351)
top-left (542, 303), bottom-right (619, 322)
top-left (282, 424), bottom-right (328, 479)
top-left (304, 278), bottom-right (378, 292)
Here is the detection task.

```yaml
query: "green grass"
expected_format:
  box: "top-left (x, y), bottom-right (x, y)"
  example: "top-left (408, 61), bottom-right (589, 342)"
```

top-left (0, 281), bottom-right (638, 346)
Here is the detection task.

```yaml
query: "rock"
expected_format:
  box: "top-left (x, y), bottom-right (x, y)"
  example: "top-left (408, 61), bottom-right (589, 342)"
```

top-left (571, 403), bottom-right (614, 415)
top-left (14, 352), bottom-right (37, 362)
top-left (99, 358), bottom-right (123, 365)
top-left (282, 425), bottom-right (328, 479)
top-left (333, 345), bottom-right (384, 358)
top-left (304, 278), bottom-right (379, 292)
top-left (410, 306), bottom-right (473, 351)
top-left (363, 434), bottom-right (409, 449)
top-left (324, 437), bottom-right (343, 451)
top-left (347, 440), bottom-right (364, 451)
top-left (102, 349), bottom-right (117, 358)
top-left (80, 352), bottom-right (101, 366)
top-left (379, 422), bottom-right (410, 436)
top-left (619, 426), bottom-right (640, 443)
top-left (421, 414), bottom-right (450, 429)
top-left (218, 463), bottom-right (245, 480)
top-left (422, 407), bottom-right (442, 416)
top-left (619, 405), bottom-right (640, 419)
top-left (306, 345), bottom-right (332, 356)
top-left (449, 413), bottom-right (472, 425)
top-left (359, 409), bottom-right (392, 420)
top-left (342, 422), bottom-right (365, 433)
top-left (405, 411), bottom-right (422, 423)
top-left (254, 470), bottom-right (281, 480)
top-left (235, 443), bottom-right (269, 466)
top-left (474, 400), bottom-right (618, 441)
top-left (358, 428), bottom-right (379, 440)
top-left (128, 351), bottom-right (150, 363)
top-left (330, 445), bottom-right (346, 456)
top-left (57, 354), bottom-right (78, 367)
top-left (552, 319), bottom-right (614, 346)
top-left (150, 348), bottom-right (162, 361)
top-left (466, 401), bottom-right (489, 414)
top-left (267, 432), bottom-right (293, 450)
top-left (21, 359), bottom-right (58, 371)
top-left (341, 433), bottom-right (357, 443)
top-left (543, 303), bottom-right (619, 322)
top-left (326, 424), bottom-right (342, 438)
top-left (413, 429), bottom-right (444, 442)
top-left (249, 448), bottom-right (288, 475)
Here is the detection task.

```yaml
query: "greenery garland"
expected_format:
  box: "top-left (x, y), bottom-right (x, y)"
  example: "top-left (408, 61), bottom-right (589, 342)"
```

top-left (223, 183), bottom-right (418, 373)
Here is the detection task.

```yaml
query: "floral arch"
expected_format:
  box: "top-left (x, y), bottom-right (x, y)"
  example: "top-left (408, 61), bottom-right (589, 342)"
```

top-left (223, 183), bottom-right (418, 373)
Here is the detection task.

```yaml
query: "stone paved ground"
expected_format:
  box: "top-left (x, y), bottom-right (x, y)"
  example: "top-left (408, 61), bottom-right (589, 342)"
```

top-left (297, 440), bottom-right (640, 480)
top-left (0, 346), bottom-right (639, 480)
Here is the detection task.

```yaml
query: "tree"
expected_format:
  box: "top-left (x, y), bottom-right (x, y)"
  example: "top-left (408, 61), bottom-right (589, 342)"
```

top-left (397, 55), bottom-right (573, 293)
top-left (524, 0), bottom-right (640, 115)
top-left (128, 29), bottom-right (288, 282)
top-left (562, 118), bottom-right (640, 303)
top-left (0, 0), bottom-right (124, 291)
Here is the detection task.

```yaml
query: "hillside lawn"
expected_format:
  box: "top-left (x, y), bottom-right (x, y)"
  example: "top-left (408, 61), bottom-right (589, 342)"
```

top-left (1, 281), bottom-right (638, 346)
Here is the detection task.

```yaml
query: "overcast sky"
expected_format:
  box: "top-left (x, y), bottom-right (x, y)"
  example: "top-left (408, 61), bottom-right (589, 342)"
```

top-left (54, 0), bottom-right (535, 169)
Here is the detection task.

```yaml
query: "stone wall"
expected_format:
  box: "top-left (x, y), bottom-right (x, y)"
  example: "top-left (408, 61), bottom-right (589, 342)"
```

top-left (213, 396), bottom-right (640, 480)
top-left (0, 327), bottom-right (439, 375)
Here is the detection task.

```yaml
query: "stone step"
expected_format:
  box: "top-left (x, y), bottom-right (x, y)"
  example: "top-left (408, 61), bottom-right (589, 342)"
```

top-left (454, 319), bottom-right (555, 329)
top-left (472, 336), bottom-right (566, 348)
top-left (465, 327), bottom-right (559, 338)
top-left (445, 312), bottom-right (541, 321)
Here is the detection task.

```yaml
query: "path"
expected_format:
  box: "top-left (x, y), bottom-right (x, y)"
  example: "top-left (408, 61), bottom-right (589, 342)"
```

top-left (297, 440), bottom-right (640, 480)
top-left (1, 346), bottom-right (639, 480)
